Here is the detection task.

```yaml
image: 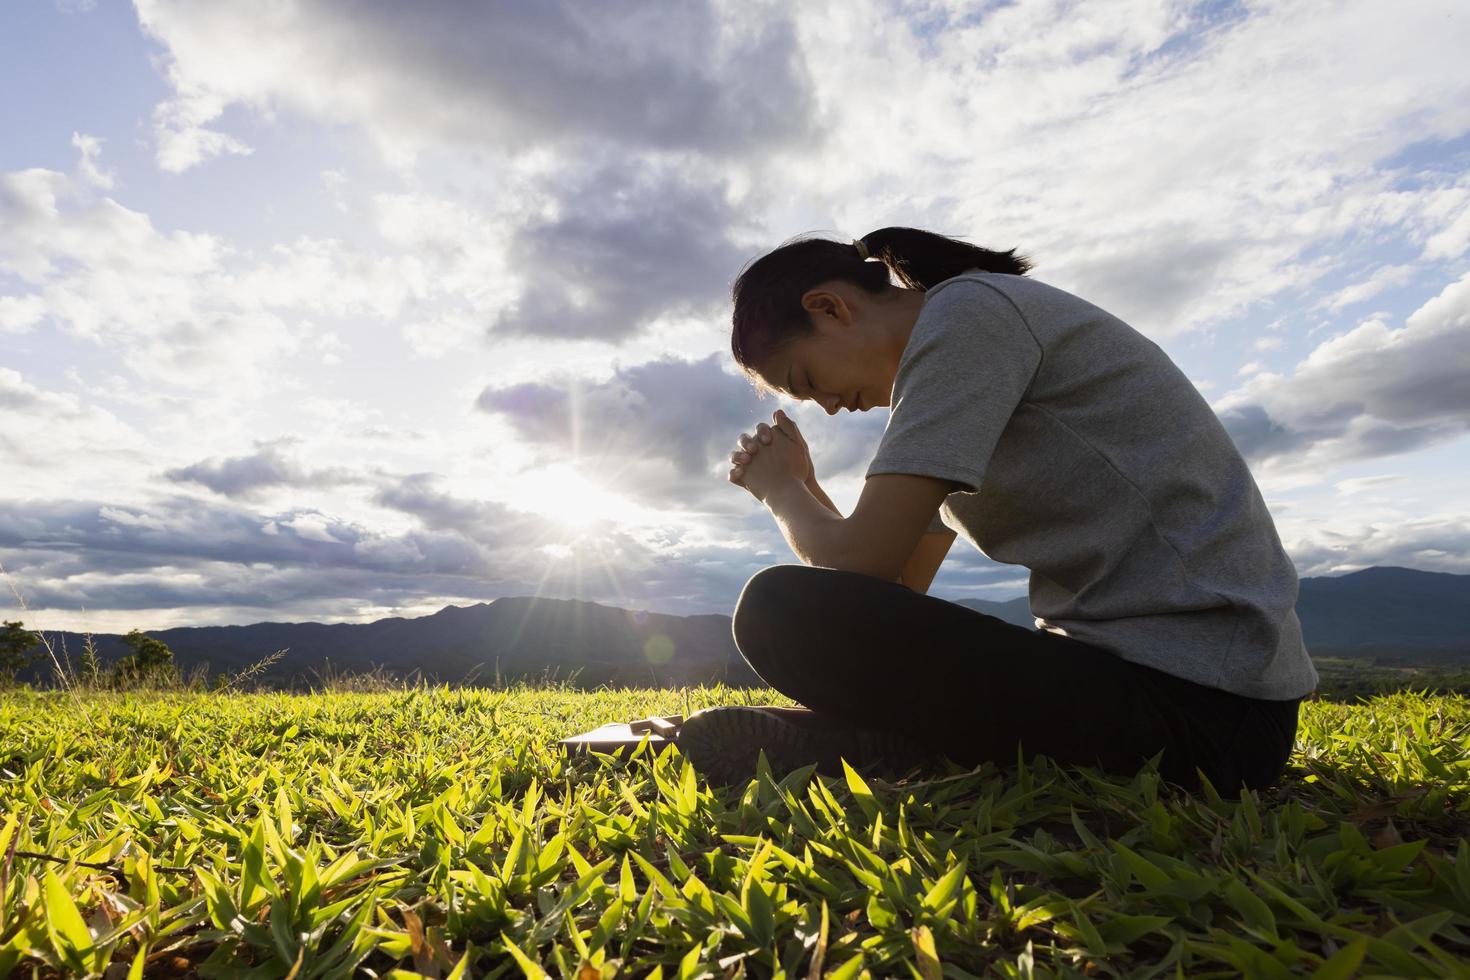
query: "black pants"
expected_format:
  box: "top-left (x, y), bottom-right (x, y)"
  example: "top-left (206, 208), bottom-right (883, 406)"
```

top-left (732, 565), bottom-right (1304, 794)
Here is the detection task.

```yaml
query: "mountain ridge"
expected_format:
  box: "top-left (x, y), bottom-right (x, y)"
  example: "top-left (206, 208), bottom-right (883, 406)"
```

top-left (14, 566), bottom-right (1467, 687)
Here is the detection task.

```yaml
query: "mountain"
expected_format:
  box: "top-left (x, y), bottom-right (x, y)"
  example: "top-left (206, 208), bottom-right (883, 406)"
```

top-left (20, 595), bottom-right (760, 689)
top-left (959, 566), bottom-right (1469, 660)
top-left (15, 566), bottom-right (1468, 689)
top-left (1295, 566), bottom-right (1470, 649)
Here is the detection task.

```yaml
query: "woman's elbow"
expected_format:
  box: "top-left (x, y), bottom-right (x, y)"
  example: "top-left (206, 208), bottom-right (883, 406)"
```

top-left (832, 546), bottom-right (906, 583)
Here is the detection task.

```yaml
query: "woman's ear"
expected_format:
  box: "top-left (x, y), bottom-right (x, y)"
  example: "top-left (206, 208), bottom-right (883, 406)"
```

top-left (801, 287), bottom-right (851, 325)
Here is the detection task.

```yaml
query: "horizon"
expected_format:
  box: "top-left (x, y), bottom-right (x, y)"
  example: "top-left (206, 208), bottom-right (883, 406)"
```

top-left (21, 563), bottom-right (1463, 636)
top-left (3, 1), bottom-right (1469, 633)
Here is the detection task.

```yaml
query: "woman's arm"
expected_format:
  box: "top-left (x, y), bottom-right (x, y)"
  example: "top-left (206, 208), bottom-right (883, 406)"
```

top-left (737, 420), bottom-right (955, 584)
top-left (759, 472), bottom-right (955, 581)
top-left (900, 531), bottom-right (957, 594)
top-left (807, 473), bottom-right (952, 591)
top-left (804, 473), bottom-right (840, 515)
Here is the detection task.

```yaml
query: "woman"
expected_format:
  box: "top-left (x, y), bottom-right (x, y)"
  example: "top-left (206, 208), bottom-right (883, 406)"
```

top-left (676, 227), bottom-right (1317, 794)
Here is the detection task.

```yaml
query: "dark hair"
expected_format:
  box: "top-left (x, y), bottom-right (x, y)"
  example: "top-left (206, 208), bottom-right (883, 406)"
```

top-left (730, 227), bottom-right (1031, 389)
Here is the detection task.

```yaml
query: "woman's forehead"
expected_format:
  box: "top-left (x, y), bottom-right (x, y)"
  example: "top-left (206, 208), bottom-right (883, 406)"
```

top-left (750, 351), bottom-right (797, 398)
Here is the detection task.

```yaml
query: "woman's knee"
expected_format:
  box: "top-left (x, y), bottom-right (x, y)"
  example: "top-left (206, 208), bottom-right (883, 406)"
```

top-left (731, 565), bottom-right (807, 659)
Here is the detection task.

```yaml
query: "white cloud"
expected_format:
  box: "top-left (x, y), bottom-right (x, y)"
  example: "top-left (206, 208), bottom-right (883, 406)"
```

top-left (1320, 264), bottom-right (1414, 312)
top-left (1419, 178), bottom-right (1470, 260)
top-left (151, 88), bottom-right (253, 174)
top-left (779, 0), bottom-right (1470, 338)
top-left (0, 293), bottom-right (46, 333)
top-left (69, 132), bottom-right (114, 189)
top-left (127, 0), bottom-right (1470, 349)
top-left (1283, 515), bottom-right (1470, 577)
top-left (0, 164), bottom-right (451, 388)
top-left (1215, 269), bottom-right (1470, 477)
top-left (1334, 474), bottom-right (1404, 496)
top-left (0, 165), bottom-right (288, 385)
top-left (320, 169), bottom-right (348, 213)
top-left (0, 368), bottom-right (149, 496)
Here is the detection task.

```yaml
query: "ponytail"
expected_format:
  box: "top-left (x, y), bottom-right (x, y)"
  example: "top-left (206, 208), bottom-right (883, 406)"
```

top-left (730, 227), bottom-right (1031, 382)
top-left (862, 226), bottom-right (1031, 290)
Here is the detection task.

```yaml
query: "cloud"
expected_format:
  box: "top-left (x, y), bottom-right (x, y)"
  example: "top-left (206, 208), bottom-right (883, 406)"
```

top-left (780, 0), bottom-right (1470, 339)
top-left (0, 160), bottom-right (436, 388)
top-left (1419, 177), bottom-right (1470, 260)
top-left (0, 164), bottom-right (287, 385)
top-left (0, 368), bottom-right (148, 493)
top-left (1214, 269), bottom-right (1470, 476)
top-left (1334, 474), bottom-right (1404, 496)
top-left (133, 0), bottom-right (816, 170)
top-left (10, 0), bottom-right (1470, 630)
top-left (492, 161), bottom-right (751, 341)
top-left (0, 494), bottom-right (530, 603)
top-left (474, 350), bottom-right (885, 487)
top-left (151, 88), bottom-right (253, 175)
top-left (1282, 515), bottom-right (1470, 577)
top-left (129, 0), bottom-right (1470, 349)
top-left (372, 473), bottom-right (545, 542)
top-left (0, 490), bottom-right (772, 623)
top-left (1320, 264), bottom-right (1415, 312)
top-left (69, 132), bottom-right (114, 189)
top-left (368, 163), bottom-right (752, 347)
top-left (164, 443), bottom-right (358, 498)
top-left (478, 354), bottom-right (763, 477)
top-left (130, 3), bottom-right (804, 347)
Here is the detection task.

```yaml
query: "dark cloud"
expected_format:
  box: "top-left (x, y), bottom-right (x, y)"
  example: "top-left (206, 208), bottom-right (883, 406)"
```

top-left (141, 0), bottom-right (818, 158)
top-left (1221, 403), bottom-right (1458, 468)
top-left (479, 353), bottom-right (763, 476)
top-left (164, 444), bottom-right (357, 498)
top-left (1215, 275), bottom-right (1470, 468)
top-left (478, 352), bottom-right (898, 513)
top-left (372, 473), bottom-right (544, 541)
top-left (2, 497), bottom-right (408, 574)
top-left (1217, 404), bottom-right (1309, 462)
top-left (1057, 231), bottom-right (1237, 333)
top-left (0, 491), bottom-right (776, 619)
top-left (493, 162), bottom-right (752, 341)
top-left (138, 3), bottom-right (809, 342)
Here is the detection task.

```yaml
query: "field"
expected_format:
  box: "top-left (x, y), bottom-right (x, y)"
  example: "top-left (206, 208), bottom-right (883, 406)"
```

top-left (3, 678), bottom-right (1470, 978)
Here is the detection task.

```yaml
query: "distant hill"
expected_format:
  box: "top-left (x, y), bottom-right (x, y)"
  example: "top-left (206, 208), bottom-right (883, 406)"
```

top-left (15, 566), bottom-right (1467, 688)
top-left (959, 566), bottom-right (1469, 662)
top-left (20, 596), bottom-right (760, 689)
top-left (1296, 566), bottom-right (1469, 649)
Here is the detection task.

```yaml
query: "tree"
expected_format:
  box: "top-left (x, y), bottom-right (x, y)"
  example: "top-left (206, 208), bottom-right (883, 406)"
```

top-left (0, 620), bottom-right (41, 685)
top-left (112, 629), bottom-right (178, 686)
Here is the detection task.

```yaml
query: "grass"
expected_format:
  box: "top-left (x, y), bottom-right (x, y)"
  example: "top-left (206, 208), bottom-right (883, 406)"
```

top-left (1, 680), bottom-right (1469, 978)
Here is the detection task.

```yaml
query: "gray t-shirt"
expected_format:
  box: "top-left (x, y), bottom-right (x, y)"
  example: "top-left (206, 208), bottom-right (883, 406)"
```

top-left (867, 270), bottom-right (1318, 701)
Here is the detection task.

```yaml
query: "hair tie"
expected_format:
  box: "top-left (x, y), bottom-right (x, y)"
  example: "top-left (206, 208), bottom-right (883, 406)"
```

top-left (852, 238), bottom-right (870, 260)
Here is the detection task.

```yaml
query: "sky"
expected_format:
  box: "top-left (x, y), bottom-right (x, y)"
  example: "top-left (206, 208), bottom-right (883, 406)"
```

top-left (1, 0), bottom-right (1468, 633)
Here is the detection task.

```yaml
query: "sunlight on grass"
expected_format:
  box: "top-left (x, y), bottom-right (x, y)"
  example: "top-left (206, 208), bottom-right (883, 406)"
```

top-left (2, 682), bottom-right (1468, 976)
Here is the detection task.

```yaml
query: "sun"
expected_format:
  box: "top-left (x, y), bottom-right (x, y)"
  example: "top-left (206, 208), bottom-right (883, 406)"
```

top-left (507, 462), bottom-right (647, 532)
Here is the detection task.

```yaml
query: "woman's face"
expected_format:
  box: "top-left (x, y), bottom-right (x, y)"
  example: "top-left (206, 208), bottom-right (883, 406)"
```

top-left (755, 314), bottom-right (894, 415)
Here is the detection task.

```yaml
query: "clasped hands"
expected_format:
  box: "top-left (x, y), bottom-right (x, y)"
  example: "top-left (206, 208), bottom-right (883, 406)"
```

top-left (727, 409), bottom-right (813, 503)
